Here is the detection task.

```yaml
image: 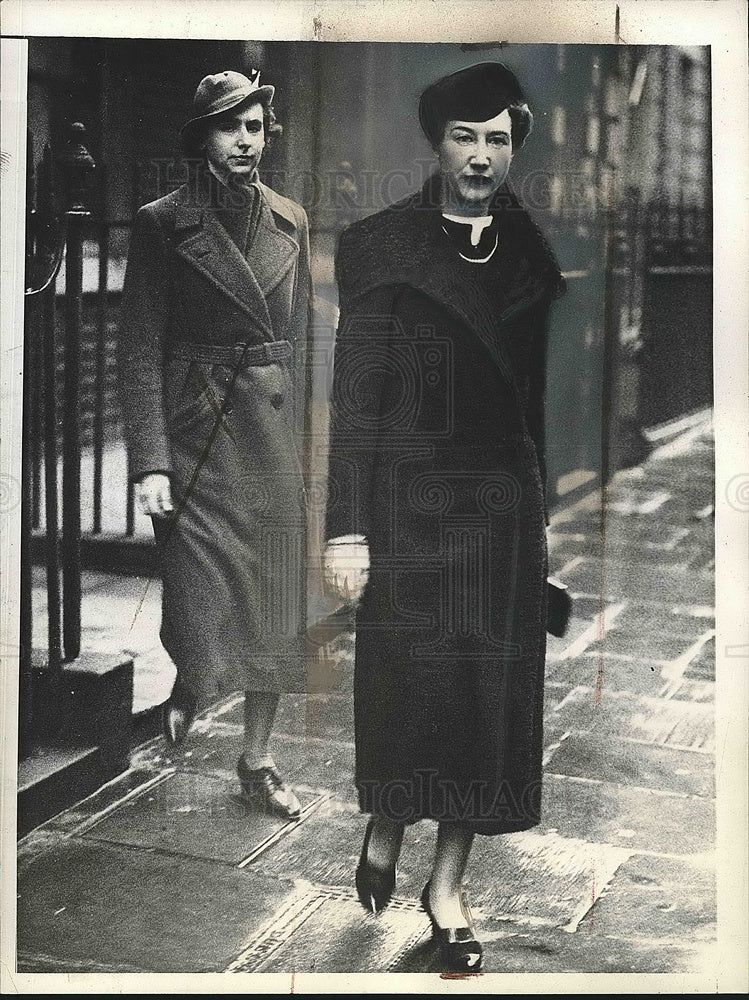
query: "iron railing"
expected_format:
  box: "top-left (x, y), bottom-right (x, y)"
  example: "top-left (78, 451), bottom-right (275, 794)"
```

top-left (20, 121), bottom-right (95, 744)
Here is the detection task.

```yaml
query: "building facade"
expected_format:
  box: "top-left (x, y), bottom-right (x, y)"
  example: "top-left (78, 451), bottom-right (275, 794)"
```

top-left (25, 38), bottom-right (712, 552)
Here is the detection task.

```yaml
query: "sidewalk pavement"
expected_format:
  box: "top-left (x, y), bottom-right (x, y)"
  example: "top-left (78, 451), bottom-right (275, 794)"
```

top-left (16, 415), bottom-right (716, 978)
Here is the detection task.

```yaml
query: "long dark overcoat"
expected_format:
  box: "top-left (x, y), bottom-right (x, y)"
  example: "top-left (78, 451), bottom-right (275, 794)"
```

top-left (119, 177), bottom-right (311, 702)
top-left (326, 175), bottom-right (565, 834)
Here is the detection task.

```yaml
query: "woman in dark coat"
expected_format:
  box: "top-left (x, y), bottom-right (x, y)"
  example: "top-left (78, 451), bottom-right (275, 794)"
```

top-left (324, 63), bottom-right (565, 969)
top-left (119, 71), bottom-right (310, 820)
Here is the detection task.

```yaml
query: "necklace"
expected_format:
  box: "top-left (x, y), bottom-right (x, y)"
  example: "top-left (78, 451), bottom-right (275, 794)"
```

top-left (457, 233), bottom-right (499, 263)
top-left (441, 224), bottom-right (499, 263)
top-left (440, 212), bottom-right (499, 264)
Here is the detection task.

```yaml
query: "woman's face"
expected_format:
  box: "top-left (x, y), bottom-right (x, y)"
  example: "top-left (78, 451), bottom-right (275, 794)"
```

top-left (436, 108), bottom-right (513, 212)
top-left (202, 100), bottom-right (265, 184)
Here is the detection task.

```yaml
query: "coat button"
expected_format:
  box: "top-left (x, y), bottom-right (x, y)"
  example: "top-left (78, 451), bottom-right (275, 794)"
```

top-left (270, 392), bottom-right (284, 409)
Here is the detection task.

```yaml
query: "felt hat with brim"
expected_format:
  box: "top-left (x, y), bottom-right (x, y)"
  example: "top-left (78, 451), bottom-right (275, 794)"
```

top-left (181, 70), bottom-right (275, 142)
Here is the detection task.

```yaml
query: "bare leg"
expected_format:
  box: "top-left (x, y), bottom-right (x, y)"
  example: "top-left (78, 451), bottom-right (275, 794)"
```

top-left (238, 690), bottom-right (300, 819)
top-left (426, 823), bottom-right (475, 928)
top-left (241, 690), bottom-right (280, 769)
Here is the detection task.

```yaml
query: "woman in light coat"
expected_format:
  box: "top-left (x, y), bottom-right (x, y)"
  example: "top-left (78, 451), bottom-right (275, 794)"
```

top-left (120, 70), bottom-right (310, 820)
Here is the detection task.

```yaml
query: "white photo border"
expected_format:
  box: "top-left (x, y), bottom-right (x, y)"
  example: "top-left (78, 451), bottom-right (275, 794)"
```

top-left (1, 1), bottom-right (747, 994)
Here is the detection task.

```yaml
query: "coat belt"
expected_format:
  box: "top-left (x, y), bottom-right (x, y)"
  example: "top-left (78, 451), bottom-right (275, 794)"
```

top-left (171, 339), bottom-right (293, 367)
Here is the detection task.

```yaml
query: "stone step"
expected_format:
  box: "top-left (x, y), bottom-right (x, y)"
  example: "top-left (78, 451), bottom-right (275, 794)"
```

top-left (17, 649), bottom-right (134, 838)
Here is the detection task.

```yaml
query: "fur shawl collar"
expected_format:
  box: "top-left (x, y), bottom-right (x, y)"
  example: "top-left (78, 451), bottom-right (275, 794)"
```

top-left (334, 173), bottom-right (565, 400)
top-left (336, 172), bottom-right (565, 317)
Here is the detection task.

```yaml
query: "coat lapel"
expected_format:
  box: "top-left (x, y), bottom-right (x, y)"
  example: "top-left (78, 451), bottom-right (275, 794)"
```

top-left (407, 223), bottom-right (529, 395)
top-left (173, 183), bottom-right (299, 339)
top-left (247, 195), bottom-right (299, 297)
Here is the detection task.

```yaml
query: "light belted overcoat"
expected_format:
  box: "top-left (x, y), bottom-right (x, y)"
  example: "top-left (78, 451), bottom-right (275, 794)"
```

top-left (119, 177), bottom-right (311, 700)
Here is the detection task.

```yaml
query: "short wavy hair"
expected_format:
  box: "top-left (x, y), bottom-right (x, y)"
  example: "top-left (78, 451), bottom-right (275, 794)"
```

top-left (181, 96), bottom-right (283, 158)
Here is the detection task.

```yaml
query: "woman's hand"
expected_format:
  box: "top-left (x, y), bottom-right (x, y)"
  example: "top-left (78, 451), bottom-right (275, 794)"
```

top-left (323, 535), bottom-right (370, 603)
top-left (137, 473), bottom-right (174, 517)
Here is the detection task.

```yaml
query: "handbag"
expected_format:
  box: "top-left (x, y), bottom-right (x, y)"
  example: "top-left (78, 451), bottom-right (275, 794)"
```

top-left (547, 576), bottom-right (573, 637)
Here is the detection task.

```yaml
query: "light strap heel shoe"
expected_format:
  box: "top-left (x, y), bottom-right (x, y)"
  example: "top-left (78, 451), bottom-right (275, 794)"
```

top-left (421, 881), bottom-right (483, 972)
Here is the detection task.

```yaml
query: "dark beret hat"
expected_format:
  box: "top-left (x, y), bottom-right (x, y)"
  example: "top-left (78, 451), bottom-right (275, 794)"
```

top-left (419, 62), bottom-right (529, 145)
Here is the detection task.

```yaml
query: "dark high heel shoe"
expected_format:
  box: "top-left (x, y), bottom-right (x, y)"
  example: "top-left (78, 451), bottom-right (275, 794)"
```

top-left (355, 818), bottom-right (397, 915)
top-left (421, 881), bottom-right (483, 972)
top-left (163, 680), bottom-right (197, 746)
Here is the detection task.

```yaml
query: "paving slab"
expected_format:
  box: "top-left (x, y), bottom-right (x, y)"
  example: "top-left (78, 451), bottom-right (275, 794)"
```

top-left (542, 681), bottom-right (578, 715)
top-left (687, 554), bottom-right (715, 578)
top-left (464, 828), bottom-right (631, 931)
top-left (544, 731), bottom-right (715, 798)
top-left (552, 537), bottom-right (697, 569)
top-left (279, 692), bottom-right (356, 742)
top-left (683, 634), bottom-right (716, 680)
top-left (82, 770), bottom-right (326, 864)
top-left (16, 839), bottom-right (298, 972)
top-left (17, 766), bottom-right (164, 874)
top-left (668, 677), bottom-right (715, 703)
top-left (586, 852), bottom-right (716, 942)
top-left (16, 951), bottom-right (150, 973)
top-left (396, 920), bottom-right (708, 974)
top-left (613, 601), bottom-right (715, 635)
top-left (248, 799), bottom-right (437, 895)
top-left (555, 652), bottom-right (712, 707)
top-left (560, 557), bottom-right (713, 606)
top-left (684, 657), bottom-right (718, 682)
top-left (549, 521), bottom-right (697, 552)
top-left (545, 609), bottom-right (606, 663)
top-left (558, 594), bottom-right (609, 619)
top-left (589, 626), bottom-right (712, 663)
top-left (550, 686), bottom-right (715, 752)
top-left (547, 652), bottom-right (667, 696)
top-left (268, 734), bottom-right (357, 802)
top-left (132, 727), bottom-right (357, 803)
top-left (540, 773), bottom-right (715, 856)
top-left (642, 471), bottom-right (714, 496)
top-left (231, 888), bottom-right (429, 974)
top-left (552, 517), bottom-right (702, 551)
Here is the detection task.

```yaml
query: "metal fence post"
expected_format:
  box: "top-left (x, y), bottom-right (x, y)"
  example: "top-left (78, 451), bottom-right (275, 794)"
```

top-left (93, 164), bottom-right (109, 535)
top-left (19, 130), bottom-right (38, 746)
top-left (58, 122), bottom-right (95, 663)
